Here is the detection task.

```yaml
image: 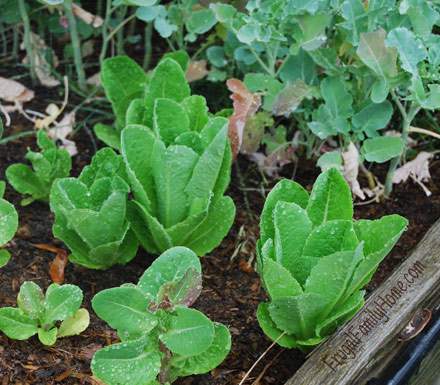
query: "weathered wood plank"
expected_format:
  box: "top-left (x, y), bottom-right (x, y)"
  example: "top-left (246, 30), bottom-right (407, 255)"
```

top-left (285, 219), bottom-right (440, 385)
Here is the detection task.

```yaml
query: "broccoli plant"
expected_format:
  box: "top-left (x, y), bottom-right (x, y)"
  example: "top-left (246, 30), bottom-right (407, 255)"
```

top-left (91, 246), bottom-right (231, 385)
top-left (256, 168), bottom-right (408, 349)
top-left (0, 281), bottom-right (89, 346)
top-left (98, 55), bottom-right (235, 256)
top-left (6, 130), bottom-right (71, 206)
top-left (210, 0), bottom-right (440, 195)
top-left (0, 181), bottom-right (18, 267)
top-left (50, 148), bottom-right (138, 269)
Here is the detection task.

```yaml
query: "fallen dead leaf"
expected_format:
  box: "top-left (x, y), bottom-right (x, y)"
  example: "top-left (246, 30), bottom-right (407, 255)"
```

top-left (342, 142), bottom-right (365, 200)
top-left (87, 72), bottom-right (101, 87)
top-left (0, 77), bottom-right (35, 103)
top-left (22, 33), bottom-right (60, 88)
top-left (48, 111), bottom-right (78, 156)
top-left (227, 79), bottom-right (261, 158)
top-left (72, 3), bottom-right (104, 28)
top-left (33, 243), bottom-right (68, 284)
top-left (393, 151), bottom-right (433, 196)
top-left (239, 259), bottom-right (254, 274)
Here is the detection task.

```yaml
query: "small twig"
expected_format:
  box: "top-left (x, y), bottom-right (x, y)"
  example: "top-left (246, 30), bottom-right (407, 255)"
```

top-left (238, 334), bottom-right (286, 385)
top-left (409, 126), bottom-right (440, 140)
top-left (251, 349), bottom-right (284, 385)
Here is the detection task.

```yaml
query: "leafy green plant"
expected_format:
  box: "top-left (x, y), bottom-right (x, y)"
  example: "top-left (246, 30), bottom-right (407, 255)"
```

top-left (210, 0), bottom-right (440, 195)
top-left (94, 55), bottom-right (148, 148)
top-left (0, 181), bottom-right (18, 267)
top-left (256, 168), bottom-right (408, 349)
top-left (97, 55), bottom-right (235, 256)
top-left (50, 147), bottom-right (138, 269)
top-left (6, 130), bottom-right (71, 206)
top-left (0, 281), bottom-right (89, 346)
top-left (131, 0), bottom-right (218, 50)
top-left (91, 246), bottom-right (231, 385)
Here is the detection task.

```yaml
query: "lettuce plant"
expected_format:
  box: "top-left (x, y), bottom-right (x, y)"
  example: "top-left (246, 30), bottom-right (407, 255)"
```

top-left (0, 181), bottom-right (18, 267)
top-left (0, 281), bottom-right (89, 346)
top-left (256, 168), bottom-right (408, 349)
top-left (50, 148), bottom-right (138, 269)
top-left (210, 0), bottom-right (440, 195)
top-left (103, 55), bottom-right (235, 256)
top-left (91, 246), bottom-right (231, 385)
top-left (6, 130), bottom-right (71, 205)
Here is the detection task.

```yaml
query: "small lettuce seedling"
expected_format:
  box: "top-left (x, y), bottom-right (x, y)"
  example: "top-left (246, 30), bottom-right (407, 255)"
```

top-left (91, 247), bottom-right (231, 385)
top-left (0, 281), bottom-right (89, 346)
top-left (256, 169), bottom-right (408, 349)
top-left (0, 181), bottom-right (18, 267)
top-left (50, 148), bottom-right (138, 269)
top-left (110, 56), bottom-right (235, 256)
top-left (6, 130), bottom-right (71, 205)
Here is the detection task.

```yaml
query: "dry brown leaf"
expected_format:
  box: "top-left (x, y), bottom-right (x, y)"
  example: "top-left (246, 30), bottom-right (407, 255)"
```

top-left (87, 72), bottom-right (101, 87)
top-left (22, 33), bottom-right (60, 88)
top-left (250, 147), bottom-right (295, 178)
top-left (227, 79), bottom-right (261, 158)
top-left (33, 243), bottom-right (68, 284)
top-left (186, 60), bottom-right (209, 82)
top-left (393, 151), bottom-right (433, 196)
top-left (342, 142), bottom-right (365, 200)
top-left (0, 77), bottom-right (35, 103)
top-left (48, 111), bottom-right (77, 156)
top-left (72, 3), bottom-right (104, 28)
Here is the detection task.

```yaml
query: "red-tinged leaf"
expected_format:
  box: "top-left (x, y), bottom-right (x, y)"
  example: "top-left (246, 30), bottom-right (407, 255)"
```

top-left (186, 60), bottom-right (209, 83)
top-left (227, 79), bottom-right (261, 158)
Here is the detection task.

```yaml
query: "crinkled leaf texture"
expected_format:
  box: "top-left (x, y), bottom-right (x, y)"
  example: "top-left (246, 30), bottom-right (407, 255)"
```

top-left (257, 169), bottom-right (407, 349)
top-left (91, 247), bottom-right (231, 384)
top-left (6, 130), bottom-right (71, 205)
top-left (0, 281), bottom-right (87, 346)
top-left (119, 57), bottom-right (235, 257)
top-left (94, 56), bottom-right (148, 148)
top-left (50, 148), bottom-right (138, 269)
top-left (0, 181), bottom-right (18, 266)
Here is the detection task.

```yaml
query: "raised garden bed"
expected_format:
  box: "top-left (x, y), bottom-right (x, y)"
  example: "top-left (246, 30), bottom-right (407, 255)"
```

top-left (1, 100), bottom-right (440, 384)
top-left (1, 1), bottom-right (440, 384)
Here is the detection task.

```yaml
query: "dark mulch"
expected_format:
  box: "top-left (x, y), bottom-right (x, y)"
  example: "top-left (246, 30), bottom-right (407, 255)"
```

top-left (1, 95), bottom-right (440, 385)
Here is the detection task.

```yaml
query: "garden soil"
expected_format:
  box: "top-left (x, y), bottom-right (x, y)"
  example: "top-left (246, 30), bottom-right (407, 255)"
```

top-left (1, 88), bottom-right (440, 385)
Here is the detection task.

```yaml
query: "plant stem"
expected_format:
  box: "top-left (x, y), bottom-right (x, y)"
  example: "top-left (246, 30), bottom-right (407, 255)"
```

top-left (143, 22), bottom-right (153, 70)
top-left (18, 0), bottom-right (36, 83)
top-left (116, 6), bottom-right (127, 55)
top-left (249, 46), bottom-right (274, 76)
top-left (63, 0), bottom-right (87, 91)
top-left (385, 91), bottom-right (421, 196)
top-left (99, 0), bottom-right (112, 65)
top-left (100, 12), bottom-right (136, 64)
top-left (0, 130), bottom-right (35, 145)
top-left (12, 28), bottom-right (19, 59)
top-left (0, 23), bottom-right (7, 56)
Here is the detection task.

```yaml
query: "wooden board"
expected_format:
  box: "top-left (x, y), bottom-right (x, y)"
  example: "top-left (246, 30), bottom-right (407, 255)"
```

top-left (285, 219), bottom-right (440, 385)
